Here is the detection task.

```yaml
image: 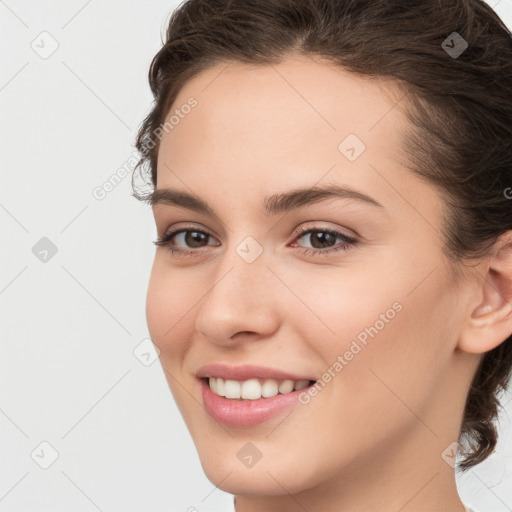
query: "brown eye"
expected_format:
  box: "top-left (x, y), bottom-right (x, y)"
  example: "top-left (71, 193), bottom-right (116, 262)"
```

top-left (300, 230), bottom-right (339, 249)
top-left (179, 230), bottom-right (210, 248)
top-left (291, 227), bottom-right (358, 256)
top-left (154, 228), bottom-right (220, 255)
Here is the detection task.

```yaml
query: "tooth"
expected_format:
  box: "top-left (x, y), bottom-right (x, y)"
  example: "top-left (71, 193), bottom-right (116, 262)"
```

top-left (294, 379), bottom-right (310, 390)
top-left (216, 377), bottom-right (225, 397)
top-left (241, 379), bottom-right (262, 400)
top-left (278, 379), bottom-right (295, 394)
top-left (261, 379), bottom-right (279, 398)
top-left (209, 377), bottom-right (311, 399)
top-left (224, 379), bottom-right (241, 399)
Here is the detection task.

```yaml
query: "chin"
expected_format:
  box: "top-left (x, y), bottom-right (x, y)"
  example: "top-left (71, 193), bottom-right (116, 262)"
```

top-left (201, 463), bottom-right (311, 496)
top-left (195, 440), bottom-right (330, 497)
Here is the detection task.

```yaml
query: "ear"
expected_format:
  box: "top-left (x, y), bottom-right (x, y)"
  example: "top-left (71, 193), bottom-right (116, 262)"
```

top-left (458, 231), bottom-right (512, 354)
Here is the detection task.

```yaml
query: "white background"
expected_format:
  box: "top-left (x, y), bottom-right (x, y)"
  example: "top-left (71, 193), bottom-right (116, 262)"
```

top-left (1, 1), bottom-right (511, 511)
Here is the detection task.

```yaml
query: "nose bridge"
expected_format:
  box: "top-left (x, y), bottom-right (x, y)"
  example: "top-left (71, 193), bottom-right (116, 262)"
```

top-left (194, 232), bottom-right (279, 342)
top-left (215, 226), bottom-right (273, 293)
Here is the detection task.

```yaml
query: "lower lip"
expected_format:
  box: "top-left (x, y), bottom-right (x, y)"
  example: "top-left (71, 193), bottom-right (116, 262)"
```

top-left (199, 378), bottom-right (315, 427)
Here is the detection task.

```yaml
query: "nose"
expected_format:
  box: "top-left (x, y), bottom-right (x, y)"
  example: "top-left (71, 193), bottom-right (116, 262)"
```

top-left (194, 240), bottom-right (280, 346)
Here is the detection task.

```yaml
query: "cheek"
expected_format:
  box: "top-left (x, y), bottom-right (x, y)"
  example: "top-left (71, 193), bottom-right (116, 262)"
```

top-left (344, 280), bottom-right (456, 427)
top-left (145, 263), bottom-right (168, 341)
top-left (286, 272), bottom-right (452, 466)
top-left (290, 265), bottom-right (401, 355)
top-left (145, 258), bottom-right (197, 355)
top-left (299, 262), bottom-right (453, 409)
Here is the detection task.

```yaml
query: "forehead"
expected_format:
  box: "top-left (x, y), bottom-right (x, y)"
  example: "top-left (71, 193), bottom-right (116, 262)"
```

top-left (158, 55), bottom-right (408, 169)
top-left (156, 54), bottom-right (415, 204)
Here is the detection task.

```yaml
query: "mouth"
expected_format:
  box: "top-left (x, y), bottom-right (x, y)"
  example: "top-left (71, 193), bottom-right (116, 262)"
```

top-left (198, 376), bottom-right (318, 427)
top-left (201, 376), bottom-right (317, 400)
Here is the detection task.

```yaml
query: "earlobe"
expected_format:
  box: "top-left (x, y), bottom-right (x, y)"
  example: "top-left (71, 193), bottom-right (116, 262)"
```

top-left (458, 232), bottom-right (512, 354)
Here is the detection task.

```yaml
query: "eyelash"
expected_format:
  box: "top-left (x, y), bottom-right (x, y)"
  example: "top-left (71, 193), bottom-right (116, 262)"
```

top-left (153, 225), bottom-right (358, 258)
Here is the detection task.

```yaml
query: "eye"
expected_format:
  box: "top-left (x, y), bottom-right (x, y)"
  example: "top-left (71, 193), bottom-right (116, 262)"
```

top-left (153, 226), bottom-right (219, 256)
top-left (153, 225), bottom-right (358, 257)
top-left (290, 226), bottom-right (358, 256)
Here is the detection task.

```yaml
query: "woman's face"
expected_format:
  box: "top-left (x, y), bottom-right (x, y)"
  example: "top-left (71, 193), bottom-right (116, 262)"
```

top-left (146, 55), bottom-right (477, 500)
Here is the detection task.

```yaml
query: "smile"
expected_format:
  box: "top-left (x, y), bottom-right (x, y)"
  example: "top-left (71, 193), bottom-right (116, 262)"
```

top-left (207, 376), bottom-right (315, 400)
top-left (199, 377), bottom-right (318, 427)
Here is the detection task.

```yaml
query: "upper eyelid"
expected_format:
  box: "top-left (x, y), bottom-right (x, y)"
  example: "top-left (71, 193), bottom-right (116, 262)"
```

top-left (162, 224), bottom-right (357, 245)
top-left (158, 221), bottom-right (221, 240)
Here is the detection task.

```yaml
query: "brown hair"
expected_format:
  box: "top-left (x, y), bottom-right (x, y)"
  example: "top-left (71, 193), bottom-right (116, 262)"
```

top-left (132, 0), bottom-right (512, 472)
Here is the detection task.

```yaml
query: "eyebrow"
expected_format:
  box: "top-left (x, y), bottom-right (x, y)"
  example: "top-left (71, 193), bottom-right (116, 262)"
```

top-left (147, 184), bottom-right (384, 216)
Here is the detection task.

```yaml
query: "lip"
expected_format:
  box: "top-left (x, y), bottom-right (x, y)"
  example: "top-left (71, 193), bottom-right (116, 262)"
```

top-left (199, 377), bottom-right (316, 427)
top-left (196, 363), bottom-right (316, 382)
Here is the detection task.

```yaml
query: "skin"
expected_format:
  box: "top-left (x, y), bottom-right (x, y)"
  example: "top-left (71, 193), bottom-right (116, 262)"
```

top-left (145, 54), bottom-right (512, 512)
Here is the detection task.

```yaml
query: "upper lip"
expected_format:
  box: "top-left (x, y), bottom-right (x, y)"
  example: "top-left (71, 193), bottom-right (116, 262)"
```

top-left (196, 363), bottom-right (316, 382)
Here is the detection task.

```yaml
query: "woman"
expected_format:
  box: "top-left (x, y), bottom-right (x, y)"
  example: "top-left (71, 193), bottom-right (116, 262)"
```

top-left (132, 1), bottom-right (512, 510)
